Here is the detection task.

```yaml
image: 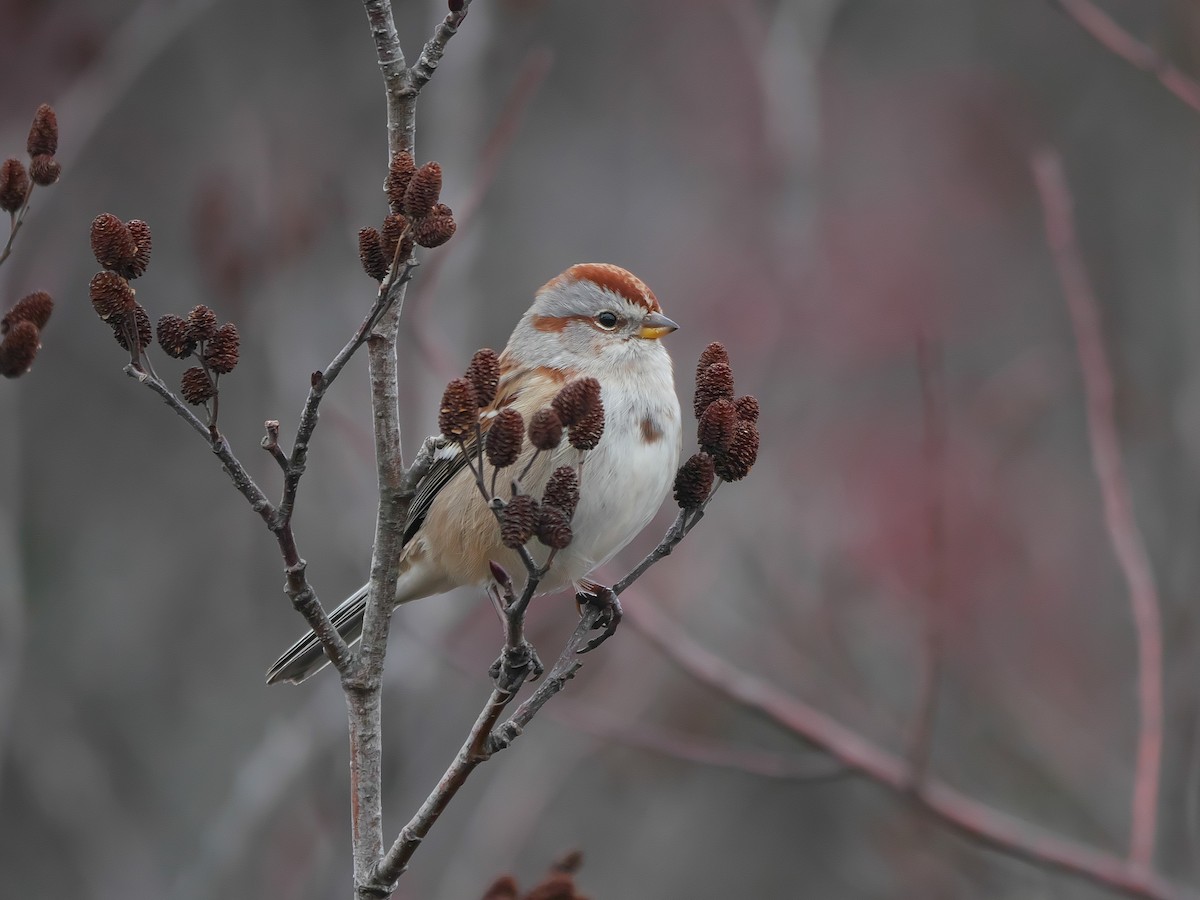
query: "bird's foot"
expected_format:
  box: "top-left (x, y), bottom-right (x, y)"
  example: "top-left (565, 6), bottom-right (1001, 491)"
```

top-left (489, 639), bottom-right (544, 693)
top-left (575, 583), bottom-right (621, 652)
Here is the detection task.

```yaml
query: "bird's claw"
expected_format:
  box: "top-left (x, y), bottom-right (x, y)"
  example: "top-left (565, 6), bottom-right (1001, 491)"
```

top-left (575, 585), bottom-right (621, 653)
top-left (490, 639), bottom-right (544, 692)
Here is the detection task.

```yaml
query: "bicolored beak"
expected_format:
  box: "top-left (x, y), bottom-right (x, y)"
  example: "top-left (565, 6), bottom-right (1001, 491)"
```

top-left (639, 311), bottom-right (679, 340)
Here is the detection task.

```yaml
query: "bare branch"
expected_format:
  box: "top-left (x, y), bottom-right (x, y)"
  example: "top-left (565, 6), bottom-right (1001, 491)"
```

top-left (1032, 148), bottom-right (1164, 868)
top-left (1051, 0), bottom-right (1200, 115)
top-left (409, 3), bottom-right (476, 94)
top-left (371, 685), bottom-right (517, 889)
top-left (626, 600), bottom-right (1190, 900)
top-left (124, 363), bottom-right (354, 677)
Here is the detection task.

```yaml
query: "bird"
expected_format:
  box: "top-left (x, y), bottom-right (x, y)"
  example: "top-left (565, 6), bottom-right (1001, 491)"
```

top-left (267, 263), bottom-right (682, 684)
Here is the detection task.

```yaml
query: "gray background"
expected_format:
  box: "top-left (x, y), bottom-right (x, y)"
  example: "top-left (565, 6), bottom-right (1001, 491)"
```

top-left (2, 0), bottom-right (1200, 897)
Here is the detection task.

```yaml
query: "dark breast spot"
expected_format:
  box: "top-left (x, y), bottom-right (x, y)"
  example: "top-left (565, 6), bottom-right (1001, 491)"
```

top-left (641, 416), bottom-right (663, 443)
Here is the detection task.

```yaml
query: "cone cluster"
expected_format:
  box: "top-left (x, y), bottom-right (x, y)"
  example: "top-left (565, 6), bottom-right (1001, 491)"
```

top-left (675, 341), bottom-right (760, 509)
top-left (88, 213), bottom-right (157, 359)
top-left (0, 104), bottom-right (61, 215)
top-left (0, 291), bottom-right (54, 378)
top-left (358, 152), bottom-right (458, 282)
top-left (438, 351), bottom-right (612, 557)
top-left (0, 106), bottom-right (61, 378)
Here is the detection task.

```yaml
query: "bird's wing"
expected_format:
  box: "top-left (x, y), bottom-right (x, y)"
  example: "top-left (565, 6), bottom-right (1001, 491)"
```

top-left (402, 364), bottom-right (555, 545)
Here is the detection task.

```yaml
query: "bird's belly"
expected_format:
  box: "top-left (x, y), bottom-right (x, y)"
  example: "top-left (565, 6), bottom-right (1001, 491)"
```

top-left (539, 406), bottom-right (680, 592)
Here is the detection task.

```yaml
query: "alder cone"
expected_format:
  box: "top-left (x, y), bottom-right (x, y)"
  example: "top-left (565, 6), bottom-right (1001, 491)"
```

top-left (0, 321), bottom-right (40, 377)
top-left (438, 377), bottom-right (477, 441)
top-left (3, 291), bottom-right (53, 333)
top-left (0, 158), bottom-right (28, 213)
top-left (180, 366), bottom-right (215, 404)
top-left (500, 494), bottom-right (538, 549)
top-left (673, 452), bottom-right (714, 509)
top-left (485, 408), bottom-right (524, 469)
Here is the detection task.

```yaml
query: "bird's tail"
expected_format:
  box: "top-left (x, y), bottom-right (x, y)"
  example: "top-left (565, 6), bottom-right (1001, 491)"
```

top-left (265, 583), bottom-right (369, 685)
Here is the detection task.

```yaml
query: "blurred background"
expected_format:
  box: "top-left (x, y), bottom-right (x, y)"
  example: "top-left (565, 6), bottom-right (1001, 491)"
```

top-left (3, 0), bottom-right (1200, 897)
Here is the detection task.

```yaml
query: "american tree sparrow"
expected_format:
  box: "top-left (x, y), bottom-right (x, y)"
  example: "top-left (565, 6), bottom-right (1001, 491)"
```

top-left (267, 263), bottom-right (682, 684)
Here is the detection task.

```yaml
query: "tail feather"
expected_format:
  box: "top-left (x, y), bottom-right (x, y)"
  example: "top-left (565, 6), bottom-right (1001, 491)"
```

top-left (265, 583), bottom-right (370, 685)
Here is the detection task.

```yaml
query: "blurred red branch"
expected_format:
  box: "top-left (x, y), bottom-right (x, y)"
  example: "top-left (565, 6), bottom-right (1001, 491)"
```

top-left (1052, 0), bottom-right (1200, 114)
top-left (1032, 148), bottom-right (1164, 869)
top-left (625, 599), bottom-right (1190, 900)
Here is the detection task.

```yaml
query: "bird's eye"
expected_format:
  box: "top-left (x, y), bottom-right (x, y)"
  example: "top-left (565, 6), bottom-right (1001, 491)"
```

top-left (596, 311), bottom-right (620, 329)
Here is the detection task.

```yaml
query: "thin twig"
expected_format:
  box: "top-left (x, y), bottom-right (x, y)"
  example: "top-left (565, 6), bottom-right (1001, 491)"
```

top-left (625, 600), bottom-right (1192, 900)
top-left (409, 3), bottom-right (475, 94)
top-left (0, 186), bottom-right (35, 268)
top-left (124, 363), bottom-right (353, 675)
top-left (1032, 148), bottom-right (1164, 868)
top-left (277, 261), bottom-right (416, 528)
top-left (373, 493), bottom-right (718, 888)
top-left (1051, 0), bottom-right (1200, 115)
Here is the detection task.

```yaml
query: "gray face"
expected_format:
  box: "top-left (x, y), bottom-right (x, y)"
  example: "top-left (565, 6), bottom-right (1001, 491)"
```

top-left (508, 275), bottom-right (676, 375)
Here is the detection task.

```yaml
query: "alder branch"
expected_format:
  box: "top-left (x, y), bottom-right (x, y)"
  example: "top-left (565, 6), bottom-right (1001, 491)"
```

top-left (625, 600), bottom-right (1191, 900)
top-left (124, 363), bottom-right (354, 675)
top-left (1051, 0), bottom-right (1200, 114)
top-left (373, 494), bottom-right (722, 887)
top-left (348, 4), bottom-right (474, 896)
top-left (274, 260), bottom-right (416, 528)
top-left (0, 186), bottom-right (36, 268)
top-left (1032, 147), bottom-right (1164, 869)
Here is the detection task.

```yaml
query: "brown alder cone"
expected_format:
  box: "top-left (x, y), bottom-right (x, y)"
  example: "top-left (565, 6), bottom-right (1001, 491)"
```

top-left (89, 271), bottom-right (136, 321)
top-left (402, 161), bottom-right (442, 219)
top-left (542, 465), bottom-right (580, 520)
top-left (156, 314), bottom-right (195, 359)
top-left (0, 321), bottom-right (41, 377)
top-left (385, 151), bottom-right (416, 208)
top-left (29, 155), bottom-right (60, 187)
top-left (535, 504), bottom-right (573, 550)
top-left (734, 394), bottom-right (759, 423)
top-left (180, 366), bottom-right (215, 404)
top-left (125, 219), bottom-right (153, 278)
top-left (26, 104), bottom-right (58, 157)
top-left (568, 401), bottom-right (605, 451)
top-left (674, 452), bottom-right (715, 509)
top-left (204, 322), bottom-right (240, 374)
top-left (713, 419), bottom-right (759, 482)
top-left (380, 213), bottom-right (407, 261)
top-left (186, 305), bottom-right (218, 341)
top-left (90, 214), bottom-right (138, 272)
top-left (414, 213), bottom-right (456, 248)
top-left (697, 397), bottom-right (737, 455)
top-left (551, 377), bottom-right (601, 428)
top-left (358, 227), bottom-right (388, 281)
top-left (2, 291), bottom-right (53, 333)
top-left (485, 408), bottom-right (524, 469)
top-left (439, 377), bottom-right (477, 441)
top-left (111, 304), bottom-right (152, 352)
top-left (528, 408), bottom-right (564, 451)
top-left (465, 347), bottom-right (501, 407)
top-left (693, 361), bottom-right (734, 418)
top-left (500, 494), bottom-right (538, 549)
top-left (0, 159), bottom-right (28, 213)
top-left (695, 341), bottom-right (729, 378)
